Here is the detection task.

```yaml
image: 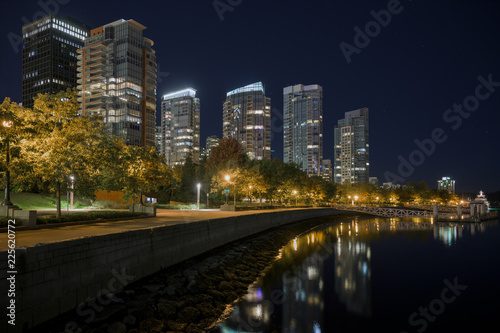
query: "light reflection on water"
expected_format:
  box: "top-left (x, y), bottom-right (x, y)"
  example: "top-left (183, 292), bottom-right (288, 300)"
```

top-left (219, 216), bottom-right (499, 333)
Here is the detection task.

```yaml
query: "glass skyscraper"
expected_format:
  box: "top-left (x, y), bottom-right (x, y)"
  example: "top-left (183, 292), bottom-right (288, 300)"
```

top-left (22, 14), bottom-right (90, 109)
top-left (334, 108), bottom-right (370, 184)
top-left (223, 82), bottom-right (271, 160)
top-left (160, 88), bottom-right (200, 166)
top-left (77, 19), bottom-right (157, 147)
top-left (283, 84), bottom-right (323, 176)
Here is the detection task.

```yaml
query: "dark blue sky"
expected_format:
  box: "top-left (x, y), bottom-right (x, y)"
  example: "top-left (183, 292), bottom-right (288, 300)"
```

top-left (1, 0), bottom-right (499, 192)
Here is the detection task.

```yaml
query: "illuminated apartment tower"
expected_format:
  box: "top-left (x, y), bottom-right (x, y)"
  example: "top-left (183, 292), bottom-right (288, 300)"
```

top-left (77, 19), bottom-right (157, 146)
top-left (205, 135), bottom-right (220, 157)
top-left (437, 177), bottom-right (455, 193)
top-left (161, 88), bottom-right (200, 166)
top-left (283, 84), bottom-right (323, 176)
top-left (334, 108), bottom-right (369, 184)
top-left (223, 82), bottom-right (271, 160)
top-left (22, 14), bottom-right (90, 109)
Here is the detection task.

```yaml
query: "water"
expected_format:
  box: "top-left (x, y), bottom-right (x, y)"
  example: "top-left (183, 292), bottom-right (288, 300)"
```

top-left (220, 216), bottom-right (500, 332)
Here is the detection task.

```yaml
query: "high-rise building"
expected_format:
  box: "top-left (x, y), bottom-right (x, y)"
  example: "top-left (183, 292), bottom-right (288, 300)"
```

top-left (283, 84), bottom-right (323, 176)
top-left (334, 108), bottom-right (369, 184)
top-left (223, 82), bottom-right (271, 160)
top-left (205, 135), bottom-right (220, 157)
top-left (437, 177), bottom-right (455, 193)
top-left (321, 159), bottom-right (332, 181)
top-left (22, 14), bottom-right (90, 109)
top-left (77, 19), bottom-right (157, 147)
top-left (369, 177), bottom-right (380, 186)
top-left (160, 88), bottom-right (200, 166)
top-left (155, 126), bottom-right (162, 153)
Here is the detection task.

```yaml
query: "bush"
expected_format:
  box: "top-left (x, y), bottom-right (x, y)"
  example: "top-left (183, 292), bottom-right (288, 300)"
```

top-left (37, 211), bottom-right (147, 224)
top-left (0, 216), bottom-right (12, 228)
top-left (91, 200), bottom-right (130, 209)
top-left (154, 203), bottom-right (206, 210)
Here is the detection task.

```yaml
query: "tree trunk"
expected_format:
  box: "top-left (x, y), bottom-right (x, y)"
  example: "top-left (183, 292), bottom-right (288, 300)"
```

top-left (56, 182), bottom-right (61, 218)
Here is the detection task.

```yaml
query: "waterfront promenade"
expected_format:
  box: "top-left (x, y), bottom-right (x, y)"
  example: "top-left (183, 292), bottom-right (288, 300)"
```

top-left (1, 207), bottom-right (337, 332)
top-left (0, 208), bottom-right (311, 251)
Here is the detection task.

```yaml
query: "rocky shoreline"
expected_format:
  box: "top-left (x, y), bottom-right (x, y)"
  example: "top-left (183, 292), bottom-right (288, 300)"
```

top-left (34, 212), bottom-right (356, 333)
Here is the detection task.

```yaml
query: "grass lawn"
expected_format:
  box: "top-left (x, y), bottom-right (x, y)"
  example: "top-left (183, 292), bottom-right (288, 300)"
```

top-left (10, 192), bottom-right (59, 210)
top-left (10, 192), bottom-right (89, 210)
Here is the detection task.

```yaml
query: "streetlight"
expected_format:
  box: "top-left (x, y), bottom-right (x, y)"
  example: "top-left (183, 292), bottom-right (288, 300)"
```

top-left (354, 195), bottom-right (358, 206)
top-left (197, 183), bottom-right (201, 210)
top-left (224, 175), bottom-right (230, 205)
top-left (1, 120), bottom-right (14, 206)
top-left (293, 190), bottom-right (298, 206)
top-left (70, 176), bottom-right (74, 210)
top-left (248, 185), bottom-right (252, 206)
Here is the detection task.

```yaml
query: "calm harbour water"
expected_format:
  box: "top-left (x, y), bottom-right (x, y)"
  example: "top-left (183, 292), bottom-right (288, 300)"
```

top-left (220, 215), bottom-right (500, 333)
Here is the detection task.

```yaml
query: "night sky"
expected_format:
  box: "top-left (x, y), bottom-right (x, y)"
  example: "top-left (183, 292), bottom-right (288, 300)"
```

top-left (1, 0), bottom-right (499, 192)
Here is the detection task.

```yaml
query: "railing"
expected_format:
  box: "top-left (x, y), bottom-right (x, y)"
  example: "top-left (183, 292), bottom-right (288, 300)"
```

top-left (335, 205), bottom-right (457, 219)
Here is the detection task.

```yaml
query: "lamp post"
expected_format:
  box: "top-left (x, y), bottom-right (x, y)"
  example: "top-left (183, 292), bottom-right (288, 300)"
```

top-left (354, 195), bottom-right (358, 206)
top-left (197, 183), bottom-right (201, 210)
top-left (224, 175), bottom-right (230, 205)
top-left (293, 190), bottom-right (298, 206)
top-left (206, 193), bottom-right (209, 209)
top-left (70, 176), bottom-right (74, 210)
top-left (1, 120), bottom-right (13, 206)
top-left (248, 185), bottom-right (252, 206)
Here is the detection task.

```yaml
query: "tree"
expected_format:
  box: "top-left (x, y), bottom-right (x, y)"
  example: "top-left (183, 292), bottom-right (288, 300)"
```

top-left (8, 90), bottom-right (110, 217)
top-left (205, 137), bottom-right (247, 175)
top-left (106, 143), bottom-right (171, 203)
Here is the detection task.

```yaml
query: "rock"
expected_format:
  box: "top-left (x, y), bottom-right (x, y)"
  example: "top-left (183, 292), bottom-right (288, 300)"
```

top-left (178, 306), bottom-right (201, 323)
top-left (167, 320), bottom-right (187, 331)
top-left (107, 322), bottom-right (126, 333)
top-left (143, 284), bottom-right (164, 293)
top-left (219, 281), bottom-right (234, 291)
top-left (139, 318), bottom-right (164, 332)
top-left (157, 301), bottom-right (177, 320)
top-left (183, 268), bottom-right (199, 277)
top-left (164, 285), bottom-right (176, 295)
top-left (186, 323), bottom-right (203, 333)
top-left (126, 329), bottom-right (139, 333)
top-left (133, 304), bottom-right (156, 322)
top-left (198, 317), bottom-right (217, 330)
top-left (196, 302), bottom-right (216, 317)
top-left (123, 315), bottom-right (136, 326)
top-left (186, 279), bottom-right (196, 289)
top-left (134, 293), bottom-right (156, 302)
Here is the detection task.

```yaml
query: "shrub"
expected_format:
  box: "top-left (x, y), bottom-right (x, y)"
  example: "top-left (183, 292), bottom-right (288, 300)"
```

top-left (36, 211), bottom-right (147, 224)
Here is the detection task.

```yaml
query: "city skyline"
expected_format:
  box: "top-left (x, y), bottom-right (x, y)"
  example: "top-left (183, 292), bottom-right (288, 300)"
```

top-left (1, 0), bottom-right (500, 191)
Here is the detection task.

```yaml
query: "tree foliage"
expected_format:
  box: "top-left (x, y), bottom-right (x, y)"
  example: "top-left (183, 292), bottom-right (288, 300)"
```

top-left (2, 90), bottom-right (172, 215)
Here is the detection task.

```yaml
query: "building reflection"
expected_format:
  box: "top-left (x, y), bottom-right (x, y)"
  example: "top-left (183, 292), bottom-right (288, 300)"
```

top-left (334, 222), bottom-right (371, 318)
top-left (433, 221), bottom-right (498, 247)
top-left (219, 217), bottom-right (498, 332)
top-left (280, 237), bottom-right (325, 332)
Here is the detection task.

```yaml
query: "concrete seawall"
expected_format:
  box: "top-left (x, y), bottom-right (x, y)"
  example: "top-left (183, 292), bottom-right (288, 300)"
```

top-left (0, 208), bottom-right (337, 332)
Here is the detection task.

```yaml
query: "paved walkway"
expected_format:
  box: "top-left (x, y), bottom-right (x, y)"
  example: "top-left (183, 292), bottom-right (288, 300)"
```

top-left (0, 208), bottom-right (307, 251)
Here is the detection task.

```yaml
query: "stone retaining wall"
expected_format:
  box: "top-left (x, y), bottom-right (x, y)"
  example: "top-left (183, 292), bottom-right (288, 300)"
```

top-left (0, 208), bottom-right (336, 332)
